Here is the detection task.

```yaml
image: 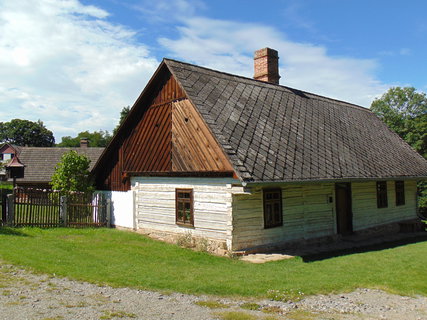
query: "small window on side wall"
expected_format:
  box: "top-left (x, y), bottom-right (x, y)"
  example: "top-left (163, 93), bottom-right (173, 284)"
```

top-left (376, 181), bottom-right (388, 208)
top-left (263, 188), bottom-right (283, 228)
top-left (176, 189), bottom-right (194, 227)
top-left (395, 181), bottom-right (405, 206)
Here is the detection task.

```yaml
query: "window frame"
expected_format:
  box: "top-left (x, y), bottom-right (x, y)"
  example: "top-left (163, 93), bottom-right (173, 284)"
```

top-left (395, 181), bottom-right (405, 206)
top-left (263, 188), bottom-right (283, 229)
top-left (376, 181), bottom-right (388, 209)
top-left (175, 188), bottom-right (194, 227)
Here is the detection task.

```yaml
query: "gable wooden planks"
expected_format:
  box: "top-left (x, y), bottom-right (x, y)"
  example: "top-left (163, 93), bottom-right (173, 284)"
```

top-left (96, 71), bottom-right (234, 191)
top-left (124, 103), bottom-right (172, 172)
top-left (171, 99), bottom-right (233, 172)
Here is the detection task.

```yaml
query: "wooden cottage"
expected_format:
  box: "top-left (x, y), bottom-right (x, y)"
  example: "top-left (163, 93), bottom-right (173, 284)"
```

top-left (93, 48), bottom-right (427, 253)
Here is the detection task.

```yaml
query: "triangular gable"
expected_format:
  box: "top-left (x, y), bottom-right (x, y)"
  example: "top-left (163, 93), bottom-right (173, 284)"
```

top-left (94, 64), bottom-right (235, 191)
top-left (0, 143), bottom-right (18, 155)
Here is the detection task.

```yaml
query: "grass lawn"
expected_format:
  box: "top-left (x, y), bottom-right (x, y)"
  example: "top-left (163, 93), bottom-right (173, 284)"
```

top-left (0, 227), bottom-right (426, 298)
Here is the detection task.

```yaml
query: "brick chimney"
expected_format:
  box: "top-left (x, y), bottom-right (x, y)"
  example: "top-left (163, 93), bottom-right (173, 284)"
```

top-left (80, 138), bottom-right (89, 148)
top-left (253, 48), bottom-right (280, 85)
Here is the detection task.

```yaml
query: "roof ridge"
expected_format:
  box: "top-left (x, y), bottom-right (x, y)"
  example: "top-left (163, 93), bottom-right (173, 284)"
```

top-left (163, 58), bottom-right (371, 113)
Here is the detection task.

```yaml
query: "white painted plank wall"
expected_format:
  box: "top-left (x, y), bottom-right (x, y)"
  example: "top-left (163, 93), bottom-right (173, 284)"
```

top-left (352, 180), bottom-right (417, 231)
top-left (131, 177), bottom-right (237, 242)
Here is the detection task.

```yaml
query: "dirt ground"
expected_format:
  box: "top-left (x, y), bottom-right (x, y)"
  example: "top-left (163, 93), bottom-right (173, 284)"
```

top-left (0, 262), bottom-right (426, 320)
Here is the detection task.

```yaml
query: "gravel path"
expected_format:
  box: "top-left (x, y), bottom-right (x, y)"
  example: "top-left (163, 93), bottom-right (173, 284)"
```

top-left (0, 263), bottom-right (426, 320)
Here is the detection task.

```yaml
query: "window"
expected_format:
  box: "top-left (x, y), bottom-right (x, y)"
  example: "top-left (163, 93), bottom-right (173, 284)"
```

top-left (176, 189), bottom-right (194, 227)
top-left (376, 181), bottom-right (388, 208)
top-left (263, 188), bottom-right (283, 228)
top-left (395, 181), bottom-right (405, 206)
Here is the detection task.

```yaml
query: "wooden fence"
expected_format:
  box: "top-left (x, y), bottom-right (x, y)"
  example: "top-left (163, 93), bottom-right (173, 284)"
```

top-left (0, 189), bottom-right (13, 226)
top-left (3, 188), bottom-right (110, 228)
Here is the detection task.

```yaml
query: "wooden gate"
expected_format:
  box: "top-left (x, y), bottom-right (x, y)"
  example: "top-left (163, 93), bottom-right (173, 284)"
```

top-left (13, 188), bottom-right (61, 227)
top-left (9, 188), bottom-right (109, 228)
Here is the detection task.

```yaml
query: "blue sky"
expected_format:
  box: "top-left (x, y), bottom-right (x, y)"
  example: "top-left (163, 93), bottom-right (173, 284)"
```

top-left (1, 0), bottom-right (426, 141)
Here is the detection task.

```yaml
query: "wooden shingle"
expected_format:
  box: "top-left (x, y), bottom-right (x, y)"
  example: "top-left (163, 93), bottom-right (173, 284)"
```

top-left (165, 58), bottom-right (427, 182)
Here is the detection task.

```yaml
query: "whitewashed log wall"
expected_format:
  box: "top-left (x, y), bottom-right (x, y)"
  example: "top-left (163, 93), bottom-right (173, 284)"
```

top-left (352, 180), bottom-right (417, 231)
top-left (232, 182), bottom-right (335, 250)
top-left (131, 177), bottom-right (238, 247)
top-left (232, 180), bottom-right (418, 251)
top-left (130, 177), bottom-right (418, 252)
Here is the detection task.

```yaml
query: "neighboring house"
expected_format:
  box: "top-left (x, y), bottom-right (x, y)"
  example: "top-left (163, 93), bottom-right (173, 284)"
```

top-left (93, 48), bottom-right (427, 254)
top-left (0, 144), bottom-right (21, 179)
top-left (2, 139), bottom-right (104, 189)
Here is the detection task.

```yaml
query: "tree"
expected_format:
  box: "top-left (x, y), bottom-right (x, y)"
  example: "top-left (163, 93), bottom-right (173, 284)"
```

top-left (57, 130), bottom-right (112, 147)
top-left (371, 87), bottom-right (427, 214)
top-left (0, 119), bottom-right (55, 147)
top-left (113, 106), bottom-right (130, 135)
top-left (371, 87), bottom-right (427, 158)
top-left (51, 150), bottom-right (94, 193)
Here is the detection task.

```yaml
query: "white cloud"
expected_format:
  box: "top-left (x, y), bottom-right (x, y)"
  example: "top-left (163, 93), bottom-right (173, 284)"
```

top-left (0, 0), bottom-right (158, 141)
top-left (158, 15), bottom-right (389, 107)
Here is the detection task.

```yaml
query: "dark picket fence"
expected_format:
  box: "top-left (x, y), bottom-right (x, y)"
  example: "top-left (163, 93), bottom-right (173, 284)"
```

top-left (4, 188), bottom-right (110, 228)
top-left (0, 189), bottom-right (13, 226)
top-left (13, 188), bottom-right (61, 227)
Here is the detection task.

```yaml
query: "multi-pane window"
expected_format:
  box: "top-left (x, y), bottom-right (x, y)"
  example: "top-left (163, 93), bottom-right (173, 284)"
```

top-left (175, 189), bottom-right (194, 226)
top-left (376, 181), bottom-right (388, 208)
top-left (395, 181), bottom-right (405, 206)
top-left (263, 188), bottom-right (283, 228)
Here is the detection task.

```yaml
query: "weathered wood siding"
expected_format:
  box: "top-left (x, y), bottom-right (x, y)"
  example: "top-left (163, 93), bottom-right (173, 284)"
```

top-left (171, 100), bottom-right (233, 172)
top-left (132, 177), bottom-right (238, 244)
top-left (352, 180), bottom-right (417, 231)
top-left (231, 180), bottom-right (418, 251)
top-left (231, 182), bottom-right (335, 251)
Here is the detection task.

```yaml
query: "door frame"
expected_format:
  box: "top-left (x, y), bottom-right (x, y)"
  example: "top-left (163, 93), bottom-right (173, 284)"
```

top-left (335, 182), bottom-right (353, 235)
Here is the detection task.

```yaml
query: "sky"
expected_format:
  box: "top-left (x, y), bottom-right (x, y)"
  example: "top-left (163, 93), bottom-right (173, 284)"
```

top-left (1, 0), bottom-right (426, 142)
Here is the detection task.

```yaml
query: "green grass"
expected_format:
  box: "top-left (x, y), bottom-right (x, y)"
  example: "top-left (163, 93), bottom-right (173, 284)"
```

top-left (0, 227), bottom-right (426, 298)
top-left (0, 183), bottom-right (13, 190)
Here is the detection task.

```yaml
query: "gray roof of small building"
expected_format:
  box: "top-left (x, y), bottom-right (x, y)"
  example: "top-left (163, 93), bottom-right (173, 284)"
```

top-left (13, 147), bottom-right (104, 183)
top-left (165, 58), bottom-right (427, 182)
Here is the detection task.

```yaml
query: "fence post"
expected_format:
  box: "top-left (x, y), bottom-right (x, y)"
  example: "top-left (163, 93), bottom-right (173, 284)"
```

top-left (6, 193), bottom-right (14, 227)
top-left (60, 196), bottom-right (67, 227)
top-left (106, 198), bottom-right (111, 228)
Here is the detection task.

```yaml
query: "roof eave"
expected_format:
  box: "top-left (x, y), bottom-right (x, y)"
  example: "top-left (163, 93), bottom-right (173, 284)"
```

top-left (242, 175), bottom-right (427, 186)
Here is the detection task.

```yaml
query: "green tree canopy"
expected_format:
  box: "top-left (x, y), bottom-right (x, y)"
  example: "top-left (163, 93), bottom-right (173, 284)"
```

top-left (51, 150), bottom-right (94, 193)
top-left (370, 86), bottom-right (427, 158)
top-left (0, 119), bottom-right (55, 147)
top-left (113, 106), bottom-right (130, 135)
top-left (57, 130), bottom-right (112, 147)
top-left (371, 86), bottom-right (427, 214)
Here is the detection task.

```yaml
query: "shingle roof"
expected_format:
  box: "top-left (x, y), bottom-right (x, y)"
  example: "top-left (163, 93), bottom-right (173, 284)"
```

top-left (13, 147), bottom-right (104, 183)
top-left (165, 58), bottom-right (427, 182)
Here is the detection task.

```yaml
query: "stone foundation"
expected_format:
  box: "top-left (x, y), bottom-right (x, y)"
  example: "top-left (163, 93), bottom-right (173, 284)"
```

top-left (134, 228), bottom-right (229, 256)
top-left (114, 218), bottom-right (425, 256)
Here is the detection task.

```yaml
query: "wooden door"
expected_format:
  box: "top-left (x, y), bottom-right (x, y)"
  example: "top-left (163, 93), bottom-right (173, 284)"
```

top-left (335, 183), bottom-right (352, 235)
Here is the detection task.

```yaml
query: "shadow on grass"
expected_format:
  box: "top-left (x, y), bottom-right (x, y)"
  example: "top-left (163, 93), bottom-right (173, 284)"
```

top-left (0, 227), bottom-right (31, 237)
top-left (302, 233), bottom-right (427, 262)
